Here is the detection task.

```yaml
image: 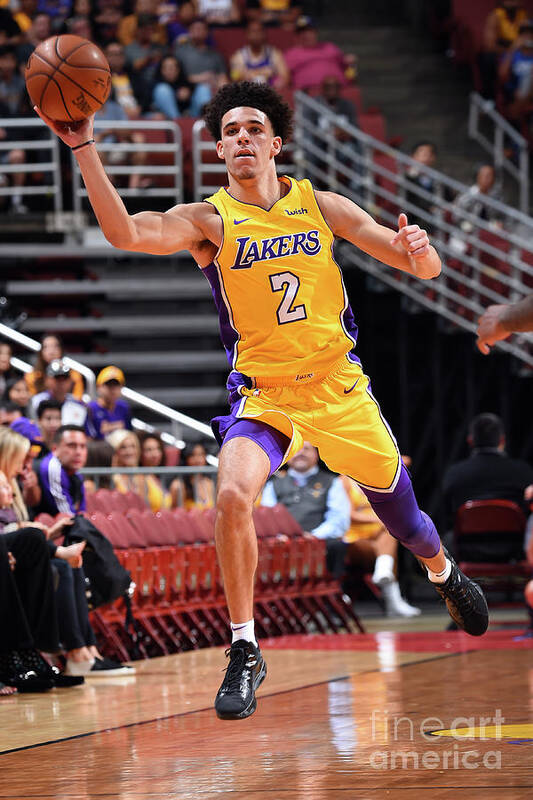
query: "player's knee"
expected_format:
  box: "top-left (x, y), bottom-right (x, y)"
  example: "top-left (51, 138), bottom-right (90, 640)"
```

top-left (216, 483), bottom-right (254, 519)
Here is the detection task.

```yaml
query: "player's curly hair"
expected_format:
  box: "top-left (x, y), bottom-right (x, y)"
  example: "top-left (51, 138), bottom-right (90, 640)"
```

top-left (203, 81), bottom-right (293, 142)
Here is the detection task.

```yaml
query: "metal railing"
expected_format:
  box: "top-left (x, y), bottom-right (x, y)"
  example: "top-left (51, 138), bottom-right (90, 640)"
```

top-left (71, 119), bottom-right (183, 216)
top-left (293, 91), bottom-right (533, 367)
top-left (192, 119), bottom-right (297, 201)
top-left (468, 91), bottom-right (529, 214)
top-left (0, 117), bottom-right (63, 211)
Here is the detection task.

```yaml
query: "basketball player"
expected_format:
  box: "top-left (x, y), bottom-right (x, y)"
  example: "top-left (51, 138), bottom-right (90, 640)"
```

top-left (35, 82), bottom-right (488, 721)
top-left (477, 294), bottom-right (533, 353)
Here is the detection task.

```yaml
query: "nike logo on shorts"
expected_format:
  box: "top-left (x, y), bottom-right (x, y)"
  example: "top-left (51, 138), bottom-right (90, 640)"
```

top-left (343, 378), bottom-right (360, 394)
top-left (234, 217), bottom-right (251, 225)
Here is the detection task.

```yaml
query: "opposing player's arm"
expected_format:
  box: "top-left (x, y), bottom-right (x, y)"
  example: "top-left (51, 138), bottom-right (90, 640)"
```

top-left (316, 191), bottom-right (441, 280)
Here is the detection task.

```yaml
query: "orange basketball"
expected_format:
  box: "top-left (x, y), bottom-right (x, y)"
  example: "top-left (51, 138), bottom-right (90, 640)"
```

top-left (526, 579), bottom-right (533, 609)
top-left (25, 34), bottom-right (111, 123)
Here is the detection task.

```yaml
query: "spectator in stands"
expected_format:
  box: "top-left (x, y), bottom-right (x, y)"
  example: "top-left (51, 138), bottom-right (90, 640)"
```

top-left (106, 427), bottom-right (142, 490)
top-left (29, 360), bottom-right (88, 428)
top-left (0, 46), bottom-right (25, 115)
top-left (64, 13), bottom-right (93, 39)
top-left (95, 90), bottom-right (151, 191)
top-left (261, 441), bottom-right (350, 578)
top-left (108, 428), bottom-right (173, 510)
top-left (174, 18), bottom-right (228, 110)
top-left (0, 342), bottom-right (16, 398)
top-left (104, 40), bottom-right (148, 117)
top-left (29, 425), bottom-right (134, 676)
top-left (191, 0), bottom-right (241, 27)
top-left (118, 0), bottom-right (168, 47)
top-left (137, 430), bottom-right (171, 511)
top-left (124, 13), bottom-right (165, 88)
top-left (167, 2), bottom-right (195, 45)
top-left (0, 7), bottom-right (22, 47)
top-left (499, 19), bottom-right (533, 119)
top-left (86, 366), bottom-right (132, 440)
top-left (92, 0), bottom-right (123, 48)
top-left (25, 334), bottom-right (84, 400)
top-left (245, 0), bottom-right (300, 29)
top-left (453, 164), bottom-right (504, 225)
top-left (285, 16), bottom-right (356, 92)
top-left (8, 417), bottom-right (45, 509)
top-left (170, 441), bottom-right (216, 509)
top-left (151, 54), bottom-right (196, 118)
top-left (309, 75), bottom-right (362, 194)
top-left (36, 399), bottom-right (62, 456)
top-left (479, 0), bottom-right (527, 99)
top-left (14, 0), bottom-right (38, 35)
top-left (3, 376), bottom-right (31, 416)
top-left (0, 47), bottom-right (29, 213)
top-left (230, 20), bottom-right (289, 87)
top-left (341, 475), bottom-right (420, 617)
top-left (84, 438), bottom-right (114, 492)
top-left (16, 12), bottom-right (51, 63)
top-left (0, 401), bottom-right (22, 426)
top-left (442, 413), bottom-right (533, 560)
top-left (36, 0), bottom-right (72, 31)
top-left (404, 140), bottom-right (439, 231)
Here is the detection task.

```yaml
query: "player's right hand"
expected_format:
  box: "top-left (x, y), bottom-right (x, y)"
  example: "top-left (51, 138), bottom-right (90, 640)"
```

top-left (33, 105), bottom-right (94, 148)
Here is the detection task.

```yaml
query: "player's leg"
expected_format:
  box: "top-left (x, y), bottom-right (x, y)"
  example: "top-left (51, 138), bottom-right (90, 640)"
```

top-left (214, 420), bottom-right (288, 720)
top-left (310, 361), bottom-right (488, 635)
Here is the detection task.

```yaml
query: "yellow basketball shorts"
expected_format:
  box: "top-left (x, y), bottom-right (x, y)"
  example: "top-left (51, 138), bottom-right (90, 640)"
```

top-left (217, 355), bottom-right (402, 493)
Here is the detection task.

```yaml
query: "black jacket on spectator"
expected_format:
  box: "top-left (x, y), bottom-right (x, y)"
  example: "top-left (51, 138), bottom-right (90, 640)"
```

top-left (442, 448), bottom-right (533, 528)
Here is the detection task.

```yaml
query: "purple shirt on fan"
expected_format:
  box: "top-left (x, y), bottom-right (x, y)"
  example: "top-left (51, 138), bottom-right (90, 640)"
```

top-left (85, 399), bottom-right (132, 440)
top-left (37, 453), bottom-right (86, 515)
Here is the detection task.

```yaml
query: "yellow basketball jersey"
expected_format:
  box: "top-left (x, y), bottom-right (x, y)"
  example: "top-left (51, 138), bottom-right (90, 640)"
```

top-left (203, 176), bottom-right (358, 380)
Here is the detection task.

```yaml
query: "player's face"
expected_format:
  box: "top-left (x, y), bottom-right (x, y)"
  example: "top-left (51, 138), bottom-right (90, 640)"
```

top-left (217, 107), bottom-right (282, 181)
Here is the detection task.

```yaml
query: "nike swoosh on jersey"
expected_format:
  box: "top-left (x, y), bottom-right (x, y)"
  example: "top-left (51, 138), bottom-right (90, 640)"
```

top-left (234, 217), bottom-right (252, 225)
top-left (343, 378), bottom-right (360, 394)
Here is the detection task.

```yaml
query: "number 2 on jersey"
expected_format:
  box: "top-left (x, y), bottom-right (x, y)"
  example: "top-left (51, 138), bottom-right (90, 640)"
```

top-left (269, 271), bottom-right (307, 325)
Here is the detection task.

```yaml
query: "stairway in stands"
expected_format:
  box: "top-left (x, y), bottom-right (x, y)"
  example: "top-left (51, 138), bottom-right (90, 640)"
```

top-left (6, 252), bottom-right (227, 426)
top-left (320, 0), bottom-right (482, 182)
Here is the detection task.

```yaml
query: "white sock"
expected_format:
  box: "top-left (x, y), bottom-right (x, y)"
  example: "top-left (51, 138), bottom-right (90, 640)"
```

top-left (372, 554), bottom-right (395, 585)
top-left (231, 619), bottom-right (257, 646)
top-left (427, 558), bottom-right (452, 584)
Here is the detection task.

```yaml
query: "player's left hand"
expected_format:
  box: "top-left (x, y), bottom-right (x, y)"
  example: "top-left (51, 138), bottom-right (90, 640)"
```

top-left (475, 304), bottom-right (510, 354)
top-left (390, 213), bottom-right (430, 259)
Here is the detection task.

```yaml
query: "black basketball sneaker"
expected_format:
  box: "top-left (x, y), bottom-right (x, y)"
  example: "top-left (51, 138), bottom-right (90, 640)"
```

top-left (215, 640), bottom-right (267, 720)
top-left (431, 548), bottom-right (489, 636)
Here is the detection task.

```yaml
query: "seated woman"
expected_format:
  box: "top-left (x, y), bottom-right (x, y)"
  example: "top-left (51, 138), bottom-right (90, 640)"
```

top-left (151, 54), bottom-right (194, 119)
top-left (0, 429), bottom-right (131, 677)
top-left (170, 441), bottom-right (216, 509)
top-left (25, 334), bottom-right (84, 400)
top-left (3, 376), bottom-right (31, 417)
top-left (341, 476), bottom-right (421, 618)
top-left (137, 430), bottom-right (171, 512)
top-left (106, 428), bottom-right (165, 510)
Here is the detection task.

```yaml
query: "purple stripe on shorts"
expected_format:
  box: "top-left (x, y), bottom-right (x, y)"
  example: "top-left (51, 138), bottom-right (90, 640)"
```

top-left (202, 261), bottom-right (239, 368)
top-left (222, 419), bottom-right (290, 477)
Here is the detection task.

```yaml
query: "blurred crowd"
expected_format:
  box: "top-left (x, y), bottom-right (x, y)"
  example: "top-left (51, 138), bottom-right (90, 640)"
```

top-left (0, 0), bottom-right (359, 210)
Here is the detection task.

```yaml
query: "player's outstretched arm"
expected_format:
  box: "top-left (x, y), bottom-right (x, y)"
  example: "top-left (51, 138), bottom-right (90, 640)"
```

top-left (476, 294), bottom-right (533, 354)
top-left (316, 192), bottom-right (441, 280)
top-left (34, 107), bottom-right (210, 256)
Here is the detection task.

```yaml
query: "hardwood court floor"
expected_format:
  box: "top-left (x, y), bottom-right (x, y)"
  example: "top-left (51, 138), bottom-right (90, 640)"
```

top-left (1, 627), bottom-right (532, 800)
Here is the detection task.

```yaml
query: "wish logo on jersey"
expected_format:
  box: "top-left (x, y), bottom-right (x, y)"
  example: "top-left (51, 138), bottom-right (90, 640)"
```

top-left (230, 229), bottom-right (322, 270)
